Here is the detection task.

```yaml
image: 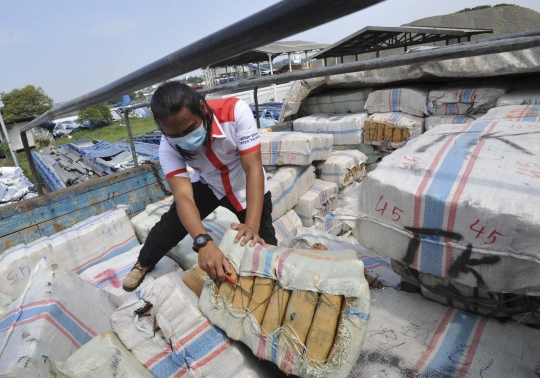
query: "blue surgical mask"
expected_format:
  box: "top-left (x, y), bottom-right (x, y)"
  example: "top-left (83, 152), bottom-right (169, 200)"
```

top-left (169, 121), bottom-right (206, 151)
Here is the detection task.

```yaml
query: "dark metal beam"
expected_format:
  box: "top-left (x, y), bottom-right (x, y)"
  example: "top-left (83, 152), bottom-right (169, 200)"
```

top-left (21, 0), bottom-right (384, 133)
top-left (21, 132), bottom-right (43, 195)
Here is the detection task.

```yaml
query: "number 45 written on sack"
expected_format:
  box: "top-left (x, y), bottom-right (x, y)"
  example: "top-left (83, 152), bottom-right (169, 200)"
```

top-left (375, 195), bottom-right (404, 222)
top-left (470, 220), bottom-right (504, 245)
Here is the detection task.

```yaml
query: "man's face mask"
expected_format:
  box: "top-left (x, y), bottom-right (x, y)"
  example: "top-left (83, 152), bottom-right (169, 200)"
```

top-left (168, 121), bottom-right (206, 151)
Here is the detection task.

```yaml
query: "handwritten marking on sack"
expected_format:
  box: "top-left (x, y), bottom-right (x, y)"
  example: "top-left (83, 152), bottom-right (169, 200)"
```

top-left (7, 266), bottom-right (30, 285)
top-left (469, 220), bottom-right (504, 245)
top-left (102, 221), bottom-right (123, 237)
top-left (515, 160), bottom-right (540, 178)
top-left (400, 156), bottom-right (424, 171)
top-left (375, 196), bottom-right (404, 222)
top-left (286, 154), bottom-right (297, 162)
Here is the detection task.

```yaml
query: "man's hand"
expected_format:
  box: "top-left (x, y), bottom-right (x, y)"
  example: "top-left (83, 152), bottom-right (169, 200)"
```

top-left (198, 241), bottom-right (232, 281)
top-left (231, 222), bottom-right (266, 247)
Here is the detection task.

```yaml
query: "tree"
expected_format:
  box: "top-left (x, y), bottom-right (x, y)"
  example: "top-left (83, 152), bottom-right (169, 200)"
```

top-left (180, 76), bottom-right (203, 85)
top-left (0, 85), bottom-right (54, 124)
top-left (77, 103), bottom-right (111, 124)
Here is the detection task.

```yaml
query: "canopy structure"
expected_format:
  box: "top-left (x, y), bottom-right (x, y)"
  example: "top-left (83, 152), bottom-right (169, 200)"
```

top-left (310, 26), bottom-right (492, 60)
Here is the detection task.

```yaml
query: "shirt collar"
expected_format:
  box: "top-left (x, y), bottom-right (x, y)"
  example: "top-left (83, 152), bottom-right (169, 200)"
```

top-left (211, 115), bottom-right (226, 139)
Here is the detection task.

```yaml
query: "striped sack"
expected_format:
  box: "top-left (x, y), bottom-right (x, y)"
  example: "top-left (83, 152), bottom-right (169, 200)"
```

top-left (365, 87), bottom-right (429, 118)
top-left (321, 150), bottom-right (368, 188)
top-left (111, 271), bottom-right (270, 378)
top-left (0, 258), bottom-right (122, 378)
top-left (349, 287), bottom-right (540, 377)
top-left (478, 104), bottom-right (540, 122)
top-left (0, 209), bottom-right (139, 301)
top-left (304, 88), bottom-right (373, 115)
top-left (79, 245), bottom-right (179, 303)
top-left (351, 120), bottom-right (540, 293)
top-left (293, 112), bottom-right (368, 145)
top-left (199, 230), bottom-right (371, 378)
top-left (293, 179), bottom-right (338, 227)
top-left (425, 114), bottom-right (484, 131)
top-left (268, 165), bottom-right (315, 221)
top-left (273, 210), bottom-right (303, 245)
top-left (260, 132), bottom-right (333, 166)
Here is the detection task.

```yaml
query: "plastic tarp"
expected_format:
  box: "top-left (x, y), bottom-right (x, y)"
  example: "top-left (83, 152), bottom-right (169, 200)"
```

top-left (132, 108), bottom-right (153, 118)
top-left (0, 259), bottom-right (122, 378)
top-left (0, 167), bottom-right (36, 206)
top-left (0, 209), bottom-right (139, 300)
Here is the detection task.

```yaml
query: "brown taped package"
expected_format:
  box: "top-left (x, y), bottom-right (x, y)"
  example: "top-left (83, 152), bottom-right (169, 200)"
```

top-left (383, 121), bottom-right (394, 142)
top-left (261, 284), bottom-right (291, 335)
top-left (328, 297), bottom-right (356, 362)
top-left (218, 266), bottom-right (238, 304)
top-left (247, 277), bottom-right (274, 324)
top-left (306, 294), bottom-right (343, 363)
top-left (182, 265), bottom-right (208, 297)
top-left (231, 276), bottom-right (255, 311)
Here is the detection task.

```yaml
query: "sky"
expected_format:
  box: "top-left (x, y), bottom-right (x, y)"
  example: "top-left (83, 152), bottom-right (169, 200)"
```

top-left (1, 0), bottom-right (540, 103)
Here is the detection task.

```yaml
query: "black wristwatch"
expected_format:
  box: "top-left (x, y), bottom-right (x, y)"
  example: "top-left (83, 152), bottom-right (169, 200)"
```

top-left (192, 234), bottom-right (213, 252)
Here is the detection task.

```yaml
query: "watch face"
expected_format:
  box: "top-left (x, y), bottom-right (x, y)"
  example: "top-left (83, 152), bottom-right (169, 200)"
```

top-left (196, 235), bottom-right (206, 245)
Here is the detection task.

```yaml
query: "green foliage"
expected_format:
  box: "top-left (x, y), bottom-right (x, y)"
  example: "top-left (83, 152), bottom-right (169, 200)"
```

top-left (457, 4), bottom-right (515, 13)
top-left (0, 142), bottom-right (9, 156)
top-left (180, 76), bottom-right (203, 85)
top-left (0, 85), bottom-right (54, 124)
top-left (77, 103), bottom-right (112, 124)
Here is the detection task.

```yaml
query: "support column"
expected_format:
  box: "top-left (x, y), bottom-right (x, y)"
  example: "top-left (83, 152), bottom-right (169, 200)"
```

top-left (304, 50), bottom-right (309, 68)
top-left (267, 53), bottom-right (274, 75)
top-left (0, 111), bottom-right (19, 166)
top-left (257, 62), bottom-right (261, 76)
top-left (288, 52), bottom-right (292, 72)
top-left (272, 84), bottom-right (278, 102)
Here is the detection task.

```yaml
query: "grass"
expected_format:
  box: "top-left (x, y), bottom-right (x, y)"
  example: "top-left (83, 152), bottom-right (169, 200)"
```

top-left (0, 117), bottom-right (158, 185)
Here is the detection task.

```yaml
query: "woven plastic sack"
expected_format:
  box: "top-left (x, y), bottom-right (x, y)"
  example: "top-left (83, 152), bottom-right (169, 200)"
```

top-left (273, 210), bottom-right (303, 245)
top-left (260, 132), bottom-right (333, 166)
top-left (131, 197), bottom-right (238, 270)
top-left (428, 81), bottom-right (512, 116)
top-left (281, 227), bottom-right (400, 289)
top-left (0, 258), bottom-right (122, 378)
top-left (304, 88), bottom-right (373, 115)
top-left (333, 144), bottom-right (380, 164)
top-left (111, 271), bottom-right (270, 378)
top-left (349, 288), bottom-right (540, 377)
top-left (0, 293), bottom-right (10, 320)
top-left (320, 150), bottom-right (367, 188)
top-left (199, 230), bottom-right (371, 378)
top-left (46, 331), bottom-right (154, 378)
top-left (268, 165), bottom-right (316, 220)
top-left (79, 245), bottom-right (179, 302)
top-left (497, 78), bottom-right (540, 106)
top-left (309, 213), bottom-right (346, 236)
top-left (478, 104), bottom-right (540, 122)
top-left (0, 209), bottom-right (139, 301)
top-left (293, 179), bottom-right (338, 227)
top-left (364, 112), bottom-right (424, 149)
top-left (344, 120), bottom-right (540, 294)
top-left (425, 114), bottom-right (484, 130)
top-left (365, 87), bottom-right (429, 117)
top-left (293, 113), bottom-right (367, 145)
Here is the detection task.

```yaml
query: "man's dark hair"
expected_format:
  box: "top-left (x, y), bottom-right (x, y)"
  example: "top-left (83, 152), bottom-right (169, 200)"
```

top-left (150, 81), bottom-right (212, 160)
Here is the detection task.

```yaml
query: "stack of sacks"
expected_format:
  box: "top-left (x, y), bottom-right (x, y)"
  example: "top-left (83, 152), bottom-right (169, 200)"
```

top-left (0, 259), bottom-right (122, 377)
top-left (46, 332), bottom-right (154, 377)
top-left (478, 104), bottom-right (540, 122)
top-left (79, 244), bottom-right (179, 302)
top-left (293, 112), bottom-right (367, 145)
top-left (293, 179), bottom-right (338, 227)
top-left (346, 121), bottom-right (540, 306)
top-left (0, 209), bottom-right (139, 301)
top-left (425, 114), bottom-right (484, 131)
top-left (319, 150), bottom-right (368, 188)
top-left (130, 196), bottom-right (239, 270)
top-left (259, 132), bottom-right (332, 165)
top-left (496, 76), bottom-right (540, 106)
top-left (364, 112), bottom-right (425, 149)
top-left (365, 87), bottom-right (429, 118)
top-left (111, 271), bottom-right (270, 378)
top-left (267, 165), bottom-right (316, 220)
top-left (282, 226), bottom-right (400, 289)
top-left (198, 230), bottom-right (371, 378)
top-left (303, 87), bottom-right (373, 115)
top-left (349, 287), bottom-right (540, 377)
top-left (272, 210), bottom-right (303, 245)
top-left (428, 80), bottom-right (513, 116)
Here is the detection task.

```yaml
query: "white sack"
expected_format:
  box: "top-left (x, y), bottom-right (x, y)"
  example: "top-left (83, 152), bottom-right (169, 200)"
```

top-left (333, 143), bottom-right (380, 164)
top-left (293, 112), bottom-right (367, 145)
top-left (425, 114), bottom-right (484, 130)
top-left (365, 87), bottom-right (429, 117)
top-left (304, 88), bottom-right (373, 115)
top-left (268, 165), bottom-right (316, 220)
top-left (260, 132), bottom-right (333, 166)
top-left (293, 179), bottom-right (338, 227)
top-left (199, 230), bottom-right (371, 378)
top-left (478, 104), bottom-right (540, 122)
top-left (349, 288), bottom-right (540, 378)
top-left (321, 150), bottom-right (368, 188)
top-left (343, 121), bottom-right (540, 293)
top-left (281, 227), bottom-right (400, 289)
top-left (310, 213), bottom-right (346, 236)
top-left (79, 245), bottom-right (178, 302)
top-left (46, 331), bottom-right (154, 378)
top-left (272, 210), bottom-right (303, 245)
top-left (0, 294), bottom-right (11, 321)
top-left (111, 272), bottom-right (270, 378)
top-left (0, 209), bottom-right (139, 301)
top-left (364, 112), bottom-right (424, 149)
top-left (0, 259), bottom-right (121, 378)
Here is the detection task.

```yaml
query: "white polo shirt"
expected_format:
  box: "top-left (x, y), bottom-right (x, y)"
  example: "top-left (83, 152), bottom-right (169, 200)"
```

top-left (159, 98), bottom-right (268, 212)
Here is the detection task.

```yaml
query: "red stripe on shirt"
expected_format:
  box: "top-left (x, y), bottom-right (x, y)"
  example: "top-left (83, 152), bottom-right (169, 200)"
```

top-left (165, 168), bottom-right (187, 179)
top-left (239, 144), bottom-right (260, 156)
top-left (205, 146), bottom-right (244, 211)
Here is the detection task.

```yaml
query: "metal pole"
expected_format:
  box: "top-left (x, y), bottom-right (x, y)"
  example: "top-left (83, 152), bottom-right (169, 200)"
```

top-left (272, 84), bottom-right (278, 102)
top-left (0, 111), bottom-right (19, 166)
top-left (21, 132), bottom-right (43, 195)
top-left (124, 111), bottom-right (139, 168)
top-left (288, 52), bottom-right (292, 72)
top-left (268, 53), bottom-right (274, 75)
top-left (304, 50), bottom-right (309, 68)
top-left (257, 62), bottom-right (261, 76)
top-left (254, 86), bottom-right (260, 129)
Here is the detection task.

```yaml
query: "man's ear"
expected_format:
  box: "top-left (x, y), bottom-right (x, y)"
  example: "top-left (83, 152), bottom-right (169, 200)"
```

top-left (200, 99), bottom-right (208, 116)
